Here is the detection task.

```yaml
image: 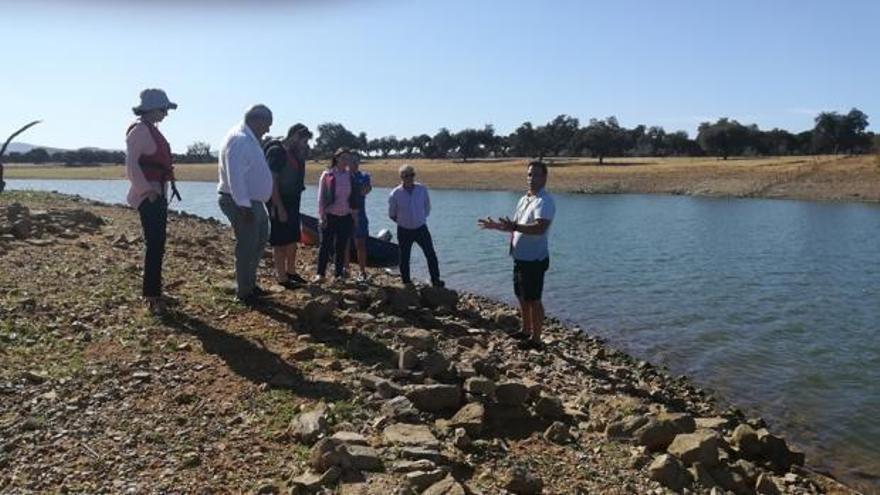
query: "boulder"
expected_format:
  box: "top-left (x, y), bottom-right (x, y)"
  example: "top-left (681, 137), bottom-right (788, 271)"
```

top-left (695, 416), bottom-right (732, 430)
top-left (406, 469), bottom-right (448, 492)
top-left (299, 296), bottom-right (337, 327)
top-left (399, 328), bottom-right (435, 351)
top-left (407, 384), bottom-right (462, 412)
top-left (495, 381), bottom-right (530, 406)
top-left (667, 431), bottom-right (720, 467)
top-left (534, 395), bottom-right (565, 420)
top-left (423, 475), bottom-right (466, 495)
top-left (345, 444), bottom-right (383, 471)
top-left (330, 431), bottom-right (368, 446)
top-left (731, 424), bottom-right (762, 459)
top-left (658, 412), bottom-right (696, 433)
top-left (757, 429), bottom-right (804, 472)
top-left (449, 402), bottom-right (485, 436)
top-left (289, 403), bottom-right (329, 444)
top-left (605, 414), bottom-right (649, 439)
top-left (464, 377), bottom-right (496, 396)
top-left (388, 286), bottom-right (420, 312)
top-left (381, 396), bottom-right (419, 421)
top-left (421, 352), bottom-right (451, 377)
top-left (504, 466), bottom-right (544, 494)
top-left (648, 454), bottom-right (692, 491)
top-left (309, 438), bottom-right (351, 472)
top-left (382, 423), bottom-right (440, 448)
top-left (755, 473), bottom-right (784, 495)
top-left (419, 286), bottom-right (459, 309)
top-left (634, 413), bottom-right (695, 451)
top-left (290, 466), bottom-right (341, 493)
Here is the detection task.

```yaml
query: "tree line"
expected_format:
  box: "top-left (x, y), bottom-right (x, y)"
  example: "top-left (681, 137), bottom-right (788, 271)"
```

top-left (4, 108), bottom-right (876, 165)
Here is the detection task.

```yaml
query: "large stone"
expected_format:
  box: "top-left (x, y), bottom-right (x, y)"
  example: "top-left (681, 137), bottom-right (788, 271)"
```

top-left (289, 403), bottom-right (329, 445)
top-left (658, 412), bottom-right (696, 433)
top-left (695, 416), bottom-right (732, 430)
top-left (730, 424), bottom-right (762, 459)
top-left (407, 384), bottom-right (461, 412)
top-left (634, 413), bottom-right (695, 451)
top-left (422, 475), bottom-right (466, 495)
top-left (449, 402), bottom-right (485, 436)
top-left (533, 395), bottom-right (565, 420)
top-left (388, 287), bottom-right (420, 312)
top-left (648, 454), bottom-right (692, 491)
top-left (419, 286), bottom-right (459, 309)
top-left (309, 438), bottom-right (351, 472)
top-left (495, 382), bottom-right (530, 406)
top-left (464, 377), bottom-right (496, 396)
top-left (504, 466), bottom-right (544, 494)
top-left (757, 429), bottom-right (804, 472)
top-left (381, 396), bottom-right (419, 421)
top-left (421, 352), bottom-right (450, 377)
top-left (400, 447), bottom-right (449, 464)
top-left (399, 328), bottom-right (435, 351)
top-left (406, 469), bottom-right (449, 491)
top-left (543, 421), bottom-right (571, 444)
top-left (667, 431), bottom-right (720, 467)
top-left (755, 473), bottom-right (784, 495)
top-left (290, 466), bottom-right (341, 493)
top-left (330, 431), bottom-right (368, 446)
top-left (398, 347), bottom-right (420, 370)
top-left (299, 296), bottom-right (337, 327)
top-left (345, 444), bottom-right (383, 471)
top-left (605, 414), bottom-right (649, 439)
top-left (382, 423), bottom-right (440, 448)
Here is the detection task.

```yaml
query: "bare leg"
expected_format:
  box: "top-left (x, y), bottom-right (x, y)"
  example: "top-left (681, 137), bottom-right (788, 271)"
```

top-left (356, 238), bottom-right (368, 276)
top-left (517, 296), bottom-right (532, 334)
top-left (289, 242), bottom-right (299, 275)
top-left (530, 300), bottom-right (545, 342)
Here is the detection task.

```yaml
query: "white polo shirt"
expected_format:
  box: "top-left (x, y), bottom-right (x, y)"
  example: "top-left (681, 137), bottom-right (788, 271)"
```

top-left (511, 188), bottom-right (555, 261)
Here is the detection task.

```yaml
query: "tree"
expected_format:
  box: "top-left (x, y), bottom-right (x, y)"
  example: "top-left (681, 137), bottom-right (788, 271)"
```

top-left (23, 148), bottom-right (50, 164)
top-left (315, 122), bottom-right (359, 157)
top-left (575, 117), bottom-right (628, 164)
top-left (455, 128), bottom-right (483, 162)
top-left (185, 141), bottom-right (212, 162)
top-left (355, 132), bottom-right (369, 156)
top-left (696, 118), bottom-right (750, 159)
top-left (811, 108), bottom-right (871, 154)
top-left (431, 128), bottom-right (456, 159)
top-left (412, 134), bottom-right (432, 157)
top-left (541, 114), bottom-right (580, 156)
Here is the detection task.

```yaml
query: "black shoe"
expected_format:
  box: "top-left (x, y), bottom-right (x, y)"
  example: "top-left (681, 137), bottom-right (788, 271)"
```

top-left (236, 294), bottom-right (260, 307)
top-left (517, 339), bottom-right (543, 351)
top-left (252, 286), bottom-right (269, 297)
top-left (431, 279), bottom-right (445, 288)
top-left (287, 273), bottom-right (306, 284)
top-left (509, 331), bottom-right (529, 340)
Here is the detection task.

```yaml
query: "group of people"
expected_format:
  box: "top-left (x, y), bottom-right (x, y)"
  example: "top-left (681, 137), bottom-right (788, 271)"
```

top-left (125, 89), bottom-right (555, 349)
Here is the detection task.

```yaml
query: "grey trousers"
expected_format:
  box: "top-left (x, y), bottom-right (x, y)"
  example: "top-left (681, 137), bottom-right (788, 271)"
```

top-left (219, 194), bottom-right (269, 298)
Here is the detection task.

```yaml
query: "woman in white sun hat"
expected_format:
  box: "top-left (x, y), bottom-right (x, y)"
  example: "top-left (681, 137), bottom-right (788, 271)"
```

top-left (125, 88), bottom-right (179, 315)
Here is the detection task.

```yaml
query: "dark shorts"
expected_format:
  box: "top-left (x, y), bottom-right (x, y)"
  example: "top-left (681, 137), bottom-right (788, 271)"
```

top-left (354, 210), bottom-right (369, 239)
top-left (513, 257), bottom-right (549, 301)
top-left (268, 195), bottom-right (301, 247)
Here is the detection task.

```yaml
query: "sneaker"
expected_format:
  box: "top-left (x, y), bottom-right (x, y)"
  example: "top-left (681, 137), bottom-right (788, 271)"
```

top-left (355, 273), bottom-right (368, 283)
top-left (509, 331), bottom-right (529, 340)
top-left (516, 339), bottom-right (543, 351)
top-left (236, 294), bottom-right (260, 307)
top-left (312, 274), bottom-right (325, 284)
top-left (252, 286), bottom-right (269, 297)
top-left (287, 273), bottom-right (307, 284)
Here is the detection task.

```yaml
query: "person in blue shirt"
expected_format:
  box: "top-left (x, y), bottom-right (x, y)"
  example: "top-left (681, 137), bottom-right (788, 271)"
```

top-left (347, 153), bottom-right (372, 282)
top-left (478, 161), bottom-right (555, 350)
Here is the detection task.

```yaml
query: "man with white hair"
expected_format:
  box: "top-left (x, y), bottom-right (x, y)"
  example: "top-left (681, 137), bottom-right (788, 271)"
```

top-left (218, 104), bottom-right (274, 305)
top-left (388, 164), bottom-right (444, 287)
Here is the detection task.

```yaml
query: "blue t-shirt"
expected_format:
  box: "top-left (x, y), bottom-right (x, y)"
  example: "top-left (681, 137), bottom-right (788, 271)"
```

top-left (352, 171), bottom-right (371, 211)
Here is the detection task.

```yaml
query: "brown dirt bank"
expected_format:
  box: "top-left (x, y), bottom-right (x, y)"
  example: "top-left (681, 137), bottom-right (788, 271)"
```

top-left (7, 155), bottom-right (880, 202)
top-left (0, 191), bottom-right (865, 494)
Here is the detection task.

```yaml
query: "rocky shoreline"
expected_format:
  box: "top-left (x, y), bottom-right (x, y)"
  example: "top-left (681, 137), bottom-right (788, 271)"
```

top-left (0, 191), bottom-right (860, 494)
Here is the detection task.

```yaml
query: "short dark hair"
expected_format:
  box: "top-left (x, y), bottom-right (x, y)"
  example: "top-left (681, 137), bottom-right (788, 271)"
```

top-left (287, 123), bottom-right (312, 140)
top-left (528, 160), bottom-right (548, 175)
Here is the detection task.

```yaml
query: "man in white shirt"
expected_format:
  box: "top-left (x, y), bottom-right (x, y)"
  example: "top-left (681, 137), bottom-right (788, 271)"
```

top-left (388, 164), bottom-right (443, 287)
top-left (218, 104), bottom-right (274, 304)
top-left (478, 161), bottom-right (555, 350)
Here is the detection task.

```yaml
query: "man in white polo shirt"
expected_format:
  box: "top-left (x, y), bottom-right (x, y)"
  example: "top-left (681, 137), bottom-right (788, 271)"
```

top-left (478, 161), bottom-right (555, 350)
top-left (218, 104), bottom-right (273, 305)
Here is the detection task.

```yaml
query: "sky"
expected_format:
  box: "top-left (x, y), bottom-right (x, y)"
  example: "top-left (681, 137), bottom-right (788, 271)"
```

top-left (1, 0), bottom-right (878, 151)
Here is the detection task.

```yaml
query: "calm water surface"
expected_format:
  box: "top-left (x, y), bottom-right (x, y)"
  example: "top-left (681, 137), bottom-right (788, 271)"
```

top-left (8, 179), bottom-right (880, 489)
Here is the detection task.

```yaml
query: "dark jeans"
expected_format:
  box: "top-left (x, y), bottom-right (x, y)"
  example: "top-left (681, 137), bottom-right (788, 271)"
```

top-left (138, 196), bottom-right (167, 298)
top-left (397, 225), bottom-right (440, 285)
top-left (318, 213), bottom-right (353, 277)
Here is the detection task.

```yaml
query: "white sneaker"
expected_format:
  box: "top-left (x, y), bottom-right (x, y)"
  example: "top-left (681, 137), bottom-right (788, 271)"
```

top-left (312, 275), bottom-right (325, 283)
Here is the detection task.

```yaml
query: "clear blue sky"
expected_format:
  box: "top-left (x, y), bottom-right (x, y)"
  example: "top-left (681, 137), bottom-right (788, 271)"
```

top-left (1, 0), bottom-right (877, 151)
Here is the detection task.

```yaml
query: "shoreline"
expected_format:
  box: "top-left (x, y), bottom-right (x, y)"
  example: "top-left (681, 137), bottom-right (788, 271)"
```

top-left (0, 191), bottom-right (867, 493)
top-left (6, 154), bottom-right (880, 203)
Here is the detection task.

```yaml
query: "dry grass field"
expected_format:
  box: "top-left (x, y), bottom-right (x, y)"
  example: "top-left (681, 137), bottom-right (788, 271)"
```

top-left (7, 155), bottom-right (880, 202)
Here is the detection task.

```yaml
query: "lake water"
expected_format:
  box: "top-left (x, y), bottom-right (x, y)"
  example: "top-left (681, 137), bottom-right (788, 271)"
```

top-left (7, 179), bottom-right (880, 489)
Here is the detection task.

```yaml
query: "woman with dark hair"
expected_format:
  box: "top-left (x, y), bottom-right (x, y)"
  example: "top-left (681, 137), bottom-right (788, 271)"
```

top-left (125, 89), bottom-right (179, 314)
top-left (315, 148), bottom-right (357, 282)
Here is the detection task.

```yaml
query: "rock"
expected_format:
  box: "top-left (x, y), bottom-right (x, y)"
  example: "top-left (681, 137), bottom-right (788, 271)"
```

top-left (299, 296), bottom-right (337, 327)
top-left (21, 370), bottom-right (49, 384)
top-left (309, 438), bottom-right (351, 472)
top-left (695, 416), bottom-right (732, 430)
top-left (422, 475), bottom-right (466, 495)
top-left (658, 412), bottom-right (696, 433)
top-left (399, 328), bottom-right (435, 351)
top-left (687, 461), bottom-right (719, 490)
top-left (406, 469), bottom-right (448, 492)
top-left (391, 459), bottom-right (437, 473)
top-left (345, 444), bottom-right (383, 471)
top-left (605, 414), bottom-right (649, 439)
top-left (398, 347), bottom-right (419, 370)
top-left (730, 424), bottom-right (762, 459)
top-left (533, 395), bottom-right (565, 419)
top-left (330, 431), bottom-right (368, 446)
top-left (399, 447), bottom-right (448, 464)
top-left (472, 355), bottom-right (501, 380)
top-left (377, 380), bottom-right (405, 399)
top-left (381, 396), bottom-right (419, 421)
top-left (290, 347), bottom-right (316, 361)
top-left (708, 463), bottom-right (752, 495)
top-left (289, 403), bottom-right (329, 444)
top-left (504, 466), bottom-right (544, 494)
top-left (755, 473), bottom-right (784, 495)
top-left (421, 352), bottom-right (450, 378)
top-left (634, 413), bottom-right (695, 451)
top-left (448, 402), bottom-right (485, 436)
top-left (452, 427), bottom-right (472, 450)
top-left (648, 454), bottom-right (692, 491)
top-left (756, 429), bottom-right (804, 472)
top-left (543, 421), bottom-right (571, 444)
top-left (667, 431), bottom-right (720, 467)
top-left (495, 381), bottom-right (530, 406)
top-left (464, 377), bottom-right (496, 396)
top-left (491, 310), bottom-right (520, 329)
top-left (382, 423), bottom-right (440, 448)
top-left (11, 219), bottom-right (31, 239)
top-left (388, 286), bottom-right (420, 312)
top-left (291, 466), bottom-right (341, 492)
top-left (406, 384), bottom-right (461, 412)
top-left (419, 286), bottom-right (459, 309)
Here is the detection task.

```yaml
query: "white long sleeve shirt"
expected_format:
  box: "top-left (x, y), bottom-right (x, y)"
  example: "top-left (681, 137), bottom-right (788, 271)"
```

top-left (217, 122), bottom-right (272, 207)
top-left (388, 183), bottom-right (430, 229)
